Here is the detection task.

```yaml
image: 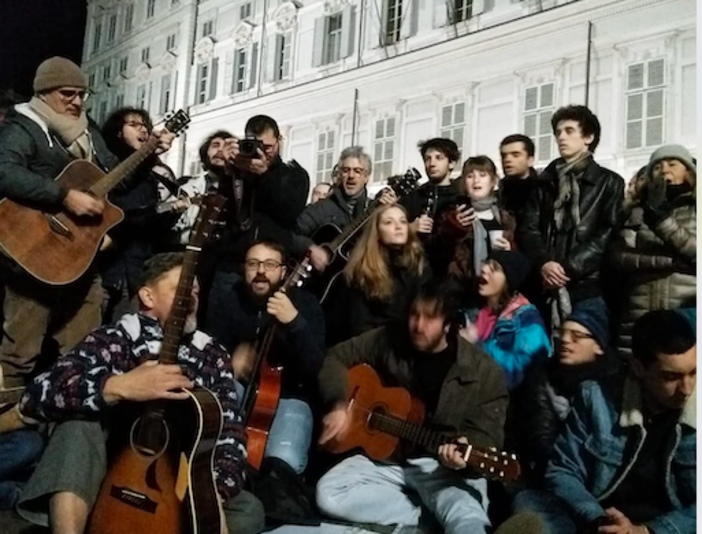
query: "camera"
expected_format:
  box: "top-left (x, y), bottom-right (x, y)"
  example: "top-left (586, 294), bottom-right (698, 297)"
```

top-left (238, 137), bottom-right (264, 159)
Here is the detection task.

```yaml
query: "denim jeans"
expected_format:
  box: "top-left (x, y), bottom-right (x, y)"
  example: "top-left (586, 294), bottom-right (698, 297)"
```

top-left (512, 489), bottom-right (578, 534)
top-left (264, 398), bottom-right (313, 475)
top-left (316, 454), bottom-right (490, 534)
top-left (0, 429), bottom-right (44, 509)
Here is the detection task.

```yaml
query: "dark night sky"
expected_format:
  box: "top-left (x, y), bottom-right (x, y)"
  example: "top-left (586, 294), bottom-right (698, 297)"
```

top-left (0, 0), bottom-right (87, 98)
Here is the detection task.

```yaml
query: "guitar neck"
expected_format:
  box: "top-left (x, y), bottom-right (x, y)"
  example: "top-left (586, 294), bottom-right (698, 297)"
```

top-left (327, 199), bottom-right (380, 252)
top-left (158, 247), bottom-right (200, 364)
top-left (89, 138), bottom-right (160, 199)
top-left (367, 410), bottom-right (450, 453)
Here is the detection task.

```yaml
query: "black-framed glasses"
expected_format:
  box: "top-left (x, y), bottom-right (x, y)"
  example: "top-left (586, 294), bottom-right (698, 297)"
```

top-left (340, 166), bottom-right (367, 176)
top-left (58, 89), bottom-right (90, 102)
top-left (555, 328), bottom-right (594, 343)
top-left (244, 259), bottom-right (283, 272)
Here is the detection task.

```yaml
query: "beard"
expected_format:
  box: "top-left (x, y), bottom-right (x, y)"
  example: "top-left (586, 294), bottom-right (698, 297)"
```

top-left (247, 274), bottom-right (280, 303)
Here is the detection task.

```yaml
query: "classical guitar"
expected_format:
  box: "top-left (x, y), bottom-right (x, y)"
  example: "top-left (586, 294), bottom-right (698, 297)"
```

top-left (310, 168), bottom-right (421, 303)
top-left (156, 194), bottom-right (205, 214)
top-left (241, 257), bottom-right (313, 470)
top-left (325, 364), bottom-right (521, 483)
top-left (0, 110), bottom-right (190, 286)
top-left (87, 195), bottom-right (227, 534)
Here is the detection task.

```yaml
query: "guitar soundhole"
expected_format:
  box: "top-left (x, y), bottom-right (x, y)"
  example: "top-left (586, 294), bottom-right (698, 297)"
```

top-left (367, 405), bottom-right (387, 431)
top-left (130, 415), bottom-right (170, 458)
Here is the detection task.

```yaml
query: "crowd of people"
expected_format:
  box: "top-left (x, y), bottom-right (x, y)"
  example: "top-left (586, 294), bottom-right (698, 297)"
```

top-left (0, 56), bottom-right (696, 534)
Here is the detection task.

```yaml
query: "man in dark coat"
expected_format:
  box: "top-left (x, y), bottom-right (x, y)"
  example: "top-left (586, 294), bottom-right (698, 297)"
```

top-left (517, 105), bottom-right (624, 327)
top-left (499, 133), bottom-right (540, 220)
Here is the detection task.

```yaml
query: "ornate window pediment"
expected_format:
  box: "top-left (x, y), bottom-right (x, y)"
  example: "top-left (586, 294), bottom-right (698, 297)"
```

top-left (232, 22), bottom-right (255, 48)
top-left (160, 51), bottom-right (178, 72)
top-left (273, 1), bottom-right (299, 33)
top-left (135, 62), bottom-right (151, 81)
top-left (323, 0), bottom-right (349, 17)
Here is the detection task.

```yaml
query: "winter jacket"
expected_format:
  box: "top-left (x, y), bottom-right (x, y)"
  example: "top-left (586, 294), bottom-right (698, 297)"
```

top-left (500, 167), bottom-right (540, 220)
top-left (203, 278), bottom-right (325, 404)
top-left (611, 193), bottom-right (696, 357)
top-left (545, 376), bottom-right (696, 534)
top-left (215, 158), bottom-right (309, 272)
top-left (292, 187), bottom-right (371, 257)
top-left (0, 108), bottom-right (119, 208)
top-left (319, 326), bottom-right (508, 451)
top-left (20, 313), bottom-right (247, 501)
top-left (517, 158), bottom-right (624, 302)
top-left (476, 294), bottom-right (551, 391)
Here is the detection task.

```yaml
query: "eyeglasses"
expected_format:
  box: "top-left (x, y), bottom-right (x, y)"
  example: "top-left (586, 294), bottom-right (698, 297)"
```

top-left (58, 89), bottom-right (90, 102)
top-left (555, 328), bottom-right (594, 343)
top-left (125, 120), bottom-right (149, 130)
top-left (340, 166), bottom-right (367, 176)
top-left (244, 259), bottom-right (283, 272)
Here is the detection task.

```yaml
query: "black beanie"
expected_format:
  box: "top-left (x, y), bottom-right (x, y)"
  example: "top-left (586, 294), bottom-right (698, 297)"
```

top-left (490, 250), bottom-right (531, 294)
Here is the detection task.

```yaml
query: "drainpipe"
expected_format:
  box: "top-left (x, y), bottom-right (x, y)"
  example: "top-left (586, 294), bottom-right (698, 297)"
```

top-left (257, 0), bottom-right (270, 97)
top-left (351, 88), bottom-right (359, 144)
top-left (584, 21), bottom-right (593, 107)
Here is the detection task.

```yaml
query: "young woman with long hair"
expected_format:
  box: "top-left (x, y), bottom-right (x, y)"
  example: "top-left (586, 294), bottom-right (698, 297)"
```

top-left (326, 203), bottom-right (429, 345)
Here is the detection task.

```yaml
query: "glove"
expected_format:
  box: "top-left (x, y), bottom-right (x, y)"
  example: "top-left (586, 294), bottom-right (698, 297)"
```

top-left (642, 174), bottom-right (668, 226)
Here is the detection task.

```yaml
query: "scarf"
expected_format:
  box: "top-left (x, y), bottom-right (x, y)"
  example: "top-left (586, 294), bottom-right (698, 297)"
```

top-left (549, 286), bottom-right (572, 342)
top-left (471, 195), bottom-right (501, 276)
top-left (28, 96), bottom-right (92, 161)
top-left (553, 151), bottom-right (592, 231)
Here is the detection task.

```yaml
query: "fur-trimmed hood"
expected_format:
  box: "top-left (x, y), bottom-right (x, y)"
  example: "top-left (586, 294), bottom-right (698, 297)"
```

top-left (619, 374), bottom-right (696, 430)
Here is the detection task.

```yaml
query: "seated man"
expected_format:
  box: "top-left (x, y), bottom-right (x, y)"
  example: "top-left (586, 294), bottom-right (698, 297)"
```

top-left (513, 309), bottom-right (696, 534)
top-left (204, 240), bottom-right (325, 475)
top-left (316, 281), bottom-right (508, 534)
top-left (3, 253), bottom-right (264, 534)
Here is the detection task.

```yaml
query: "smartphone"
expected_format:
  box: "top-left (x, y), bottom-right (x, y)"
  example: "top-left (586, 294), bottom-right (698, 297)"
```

top-left (455, 195), bottom-right (472, 210)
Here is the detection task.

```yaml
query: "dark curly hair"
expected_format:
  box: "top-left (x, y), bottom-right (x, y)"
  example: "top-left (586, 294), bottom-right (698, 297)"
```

top-left (101, 107), bottom-right (153, 159)
top-left (418, 138), bottom-right (460, 163)
top-left (198, 130), bottom-right (234, 171)
top-left (551, 105), bottom-right (601, 153)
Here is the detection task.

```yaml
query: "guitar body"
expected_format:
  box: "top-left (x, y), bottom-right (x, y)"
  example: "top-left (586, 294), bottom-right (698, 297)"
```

top-left (88, 388), bottom-right (223, 534)
top-left (0, 160), bottom-right (124, 285)
top-left (245, 358), bottom-right (283, 470)
top-left (326, 364), bottom-right (425, 461)
top-left (309, 223), bottom-right (351, 304)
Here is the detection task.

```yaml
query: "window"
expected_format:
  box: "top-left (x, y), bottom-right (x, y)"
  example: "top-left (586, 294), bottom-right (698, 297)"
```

top-left (102, 64), bottom-right (112, 82)
top-left (124, 3), bottom-right (134, 32)
top-left (452, 0), bottom-right (473, 22)
top-left (196, 59), bottom-right (219, 104)
top-left (275, 33), bottom-right (292, 81)
top-left (137, 84), bottom-right (148, 110)
top-left (240, 2), bottom-right (252, 20)
top-left (167, 33), bottom-right (177, 51)
top-left (523, 83), bottom-right (555, 162)
top-left (316, 130), bottom-right (336, 183)
top-left (324, 14), bottom-right (343, 65)
top-left (440, 102), bottom-right (465, 154)
top-left (160, 74), bottom-right (172, 114)
top-left (107, 14), bottom-right (117, 43)
top-left (625, 59), bottom-right (665, 150)
top-left (92, 21), bottom-right (102, 54)
top-left (233, 48), bottom-right (248, 93)
top-left (88, 73), bottom-right (96, 88)
top-left (119, 57), bottom-right (128, 74)
top-left (141, 47), bottom-right (150, 64)
top-left (373, 118), bottom-right (395, 181)
top-left (147, 0), bottom-right (156, 19)
top-left (115, 93), bottom-right (125, 109)
top-left (97, 100), bottom-right (108, 125)
top-left (202, 20), bottom-right (214, 37)
top-left (385, 0), bottom-right (402, 45)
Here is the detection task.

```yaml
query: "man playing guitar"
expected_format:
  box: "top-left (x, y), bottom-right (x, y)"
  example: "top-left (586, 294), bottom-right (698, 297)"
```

top-left (316, 280), bottom-right (508, 533)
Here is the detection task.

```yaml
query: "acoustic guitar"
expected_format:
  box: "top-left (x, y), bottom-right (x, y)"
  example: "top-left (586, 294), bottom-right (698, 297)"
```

top-left (241, 257), bottom-right (313, 470)
top-left (0, 110), bottom-right (190, 286)
top-left (87, 195), bottom-right (227, 534)
top-left (325, 364), bottom-right (521, 483)
top-left (309, 168), bottom-right (421, 303)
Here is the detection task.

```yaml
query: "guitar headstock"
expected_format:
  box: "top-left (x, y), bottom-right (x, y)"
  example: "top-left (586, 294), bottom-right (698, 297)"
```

top-left (163, 109), bottom-right (191, 137)
top-left (282, 257), bottom-right (314, 292)
top-left (189, 194), bottom-right (226, 249)
top-left (464, 445), bottom-right (521, 483)
top-left (387, 167), bottom-right (421, 198)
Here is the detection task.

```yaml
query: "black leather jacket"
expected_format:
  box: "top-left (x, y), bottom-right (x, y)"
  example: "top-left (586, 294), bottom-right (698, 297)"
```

top-left (517, 158), bottom-right (624, 300)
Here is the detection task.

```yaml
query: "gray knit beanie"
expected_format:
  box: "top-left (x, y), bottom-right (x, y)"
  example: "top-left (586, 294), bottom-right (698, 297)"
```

top-left (33, 57), bottom-right (88, 93)
top-left (646, 144), bottom-right (696, 180)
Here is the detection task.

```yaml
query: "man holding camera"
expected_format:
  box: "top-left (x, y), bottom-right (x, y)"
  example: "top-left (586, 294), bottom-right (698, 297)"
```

top-left (211, 115), bottom-right (309, 278)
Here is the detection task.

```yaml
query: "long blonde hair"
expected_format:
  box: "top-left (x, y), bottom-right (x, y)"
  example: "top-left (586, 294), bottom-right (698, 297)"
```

top-left (344, 204), bottom-right (426, 301)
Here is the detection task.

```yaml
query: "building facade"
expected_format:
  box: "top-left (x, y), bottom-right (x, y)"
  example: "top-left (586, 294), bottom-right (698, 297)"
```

top-left (83, 0), bottom-right (697, 192)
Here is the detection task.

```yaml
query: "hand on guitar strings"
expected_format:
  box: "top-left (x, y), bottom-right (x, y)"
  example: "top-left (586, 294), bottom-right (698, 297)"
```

top-left (318, 403), bottom-right (350, 446)
top-left (377, 188), bottom-right (398, 205)
top-left (412, 214), bottom-right (434, 234)
top-left (63, 190), bottom-right (104, 217)
top-left (438, 436), bottom-right (470, 471)
top-left (267, 291), bottom-right (299, 325)
top-left (153, 129), bottom-right (176, 155)
top-left (102, 360), bottom-right (193, 404)
top-left (308, 244), bottom-right (331, 273)
top-left (231, 342), bottom-right (257, 381)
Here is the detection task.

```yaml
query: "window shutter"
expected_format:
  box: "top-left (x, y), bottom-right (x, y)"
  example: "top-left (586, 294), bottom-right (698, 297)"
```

top-left (341, 6), bottom-right (356, 59)
top-left (524, 114), bottom-right (536, 137)
top-left (627, 93), bottom-right (643, 121)
top-left (646, 118), bottom-right (663, 147)
top-left (472, 0), bottom-right (485, 15)
top-left (265, 35), bottom-right (277, 82)
top-left (524, 87), bottom-right (538, 111)
top-left (209, 58), bottom-right (219, 101)
top-left (249, 42), bottom-right (259, 89)
top-left (409, 0), bottom-right (419, 36)
top-left (646, 89), bottom-right (664, 117)
top-left (648, 59), bottom-right (665, 87)
top-left (274, 34), bottom-right (283, 81)
top-left (626, 121), bottom-right (642, 149)
top-left (483, 0), bottom-right (494, 12)
top-left (313, 18), bottom-right (325, 67)
top-left (627, 63), bottom-right (644, 91)
top-left (434, 0), bottom-right (448, 27)
top-left (232, 50), bottom-right (241, 93)
top-left (540, 84), bottom-right (554, 107)
top-left (195, 64), bottom-right (204, 104)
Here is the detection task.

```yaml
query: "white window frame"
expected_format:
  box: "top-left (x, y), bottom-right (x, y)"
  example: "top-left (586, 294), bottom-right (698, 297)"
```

top-left (523, 82), bottom-right (555, 164)
top-left (275, 32), bottom-right (292, 81)
top-left (102, 64), bottom-right (112, 82)
top-left (159, 73), bottom-right (172, 115)
top-left (233, 48), bottom-right (248, 94)
top-left (124, 3), bottom-right (134, 32)
top-left (625, 59), bottom-right (666, 151)
top-left (385, 0), bottom-right (403, 45)
top-left (92, 21), bottom-right (102, 54)
top-left (147, 0), bottom-right (156, 19)
top-left (141, 47), bottom-right (150, 64)
top-left (107, 14), bottom-right (117, 43)
top-left (315, 130), bottom-right (336, 184)
top-left (324, 14), bottom-right (343, 65)
top-left (373, 117), bottom-right (396, 182)
top-left (240, 2), bottom-right (252, 20)
top-left (167, 33), bottom-right (177, 51)
top-left (452, 0), bottom-right (473, 22)
top-left (119, 57), bottom-right (128, 75)
top-left (136, 84), bottom-right (148, 110)
top-left (196, 58), bottom-right (219, 104)
top-left (439, 102), bottom-right (466, 163)
top-left (202, 20), bottom-right (215, 38)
